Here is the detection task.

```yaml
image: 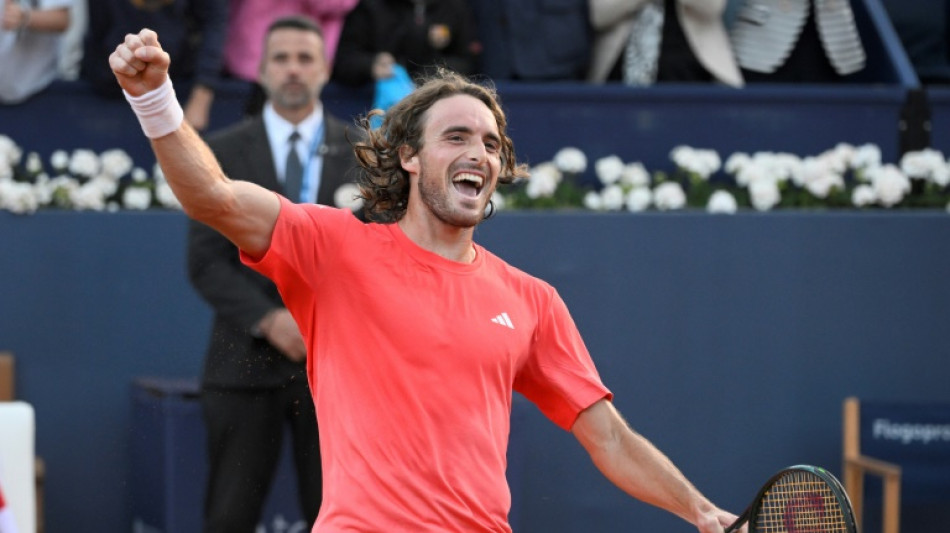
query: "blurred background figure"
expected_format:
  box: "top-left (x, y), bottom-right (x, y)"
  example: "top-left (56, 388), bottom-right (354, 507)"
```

top-left (880, 0), bottom-right (950, 85)
top-left (0, 0), bottom-right (72, 104)
top-left (80, 0), bottom-right (228, 131)
top-left (223, 0), bottom-right (358, 82)
top-left (728, 0), bottom-right (866, 83)
top-left (469, 0), bottom-right (589, 81)
top-left (189, 15), bottom-right (359, 532)
top-left (331, 0), bottom-right (479, 88)
top-left (587, 0), bottom-right (743, 87)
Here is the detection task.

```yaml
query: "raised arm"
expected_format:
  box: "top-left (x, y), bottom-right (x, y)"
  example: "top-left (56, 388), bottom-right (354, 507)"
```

top-left (109, 28), bottom-right (279, 258)
top-left (571, 399), bottom-right (740, 533)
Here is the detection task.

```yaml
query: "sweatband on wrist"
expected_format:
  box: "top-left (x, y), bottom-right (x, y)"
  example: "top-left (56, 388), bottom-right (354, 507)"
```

top-left (123, 77), bottom-right (184, 139)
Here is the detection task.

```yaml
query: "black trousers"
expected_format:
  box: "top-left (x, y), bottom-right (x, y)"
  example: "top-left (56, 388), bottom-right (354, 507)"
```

top-left (201, 383), bottom-right (321, 533)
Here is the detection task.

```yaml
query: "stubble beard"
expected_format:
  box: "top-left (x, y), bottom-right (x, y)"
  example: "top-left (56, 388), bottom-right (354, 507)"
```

top-left (417, 160), bottom-right (488, 229)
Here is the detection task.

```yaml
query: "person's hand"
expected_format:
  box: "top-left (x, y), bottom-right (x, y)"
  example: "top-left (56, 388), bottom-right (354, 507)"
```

top-left (260, 309), bottom-right (307, 363)
top-left (1, 2), bottom-right (26, 31)
top-left (696, 507), bottom-right (744, 533)
top-left (371, 52), bottom-right (395, 80)
top-left (184, 85), bottom-right (214, 131)
top-left (108, 28), bottom-right (170, 97)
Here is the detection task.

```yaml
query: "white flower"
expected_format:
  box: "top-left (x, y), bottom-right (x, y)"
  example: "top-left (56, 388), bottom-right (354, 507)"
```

top-left (333, 183), bottom-right (364, 211)
top-left (122, 186), bottom-right (152, 210)
top-left (600, 184), bottom-right (625, 211)
top-left (0, 180), bottom-right (39, 214)
top-left (900, 148), bottom-right (946, 182)
top-left (100, 149), bottom-right (134, 179)
top-left (526, 162), bottom-right (561, 199)
top-left (490, 191), bottom-right (506, 212)
top-left (851, 143), bottom-right (882, 172)
top-left (792, 156), bottom-right (844, 199)
top-left (867, 164), bottom-right (910, 207)
top-left (594, 155), bottom-right (624, 186)
top-left (155, 181), bottom-right (182, 209)
top-left (552, 147), bottom-right (587, 174)
top-left (71, 181), bottom-right (108, 210)
top-left (749, 178), bottom-right (781, 211)
top-left (653, 181), bottom-right (686, 211)
top-left (68, 149), bottom-right (100, 178)
top-left (26, 152), bottom-right (43, 174)
top-left (152, 162), bottom-right (166, 182)
top-left (620, 162), bottom-right (651, 188)
top-left (670, 145), bottom-right (720, 180)
top-left (131, 167), bottom-right (149, 183)
top-left (724, 152), bottom-right (751, 175)
top-left (851, 184), bottom-right (876, 207)
top-left (0, 135), bottom-right (22, 168)
top-left (706, 190), bottom-right (737, 214)
top-left (50, 150), bottom-right (69, 171)
top-left (583, 190), bottom-right (603, 210)
top-left (625, 187), bottom-right (652, 212)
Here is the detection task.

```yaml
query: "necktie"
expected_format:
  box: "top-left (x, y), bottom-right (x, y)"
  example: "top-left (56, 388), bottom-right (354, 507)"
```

top-left (285, 131), bottom-right (303, 203)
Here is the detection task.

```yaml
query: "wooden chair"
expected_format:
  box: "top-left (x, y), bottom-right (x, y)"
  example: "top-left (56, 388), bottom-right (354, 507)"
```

top-left (0, 352), bottom-right (44, 533)
top-left (843, 397), bottom-right (902, 533)
top-left (843, 396), bottom-right (950, 533)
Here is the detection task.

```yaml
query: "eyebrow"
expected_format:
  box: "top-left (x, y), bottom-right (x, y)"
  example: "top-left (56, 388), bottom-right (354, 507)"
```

top-left (440, 125), bottom-right (501, 145)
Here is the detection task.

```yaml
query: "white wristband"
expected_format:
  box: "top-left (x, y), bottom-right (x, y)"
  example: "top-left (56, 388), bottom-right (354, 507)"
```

top-left (123, 77), bottom-right (184, 139)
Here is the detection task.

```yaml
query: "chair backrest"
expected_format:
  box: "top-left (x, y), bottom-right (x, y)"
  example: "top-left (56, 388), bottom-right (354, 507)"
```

top-left (0, 352), bottom-right (13, 401)
top-left (854, 399), bottom-right (950, 504)
top-left (0, 401), bottom-right (36, 533)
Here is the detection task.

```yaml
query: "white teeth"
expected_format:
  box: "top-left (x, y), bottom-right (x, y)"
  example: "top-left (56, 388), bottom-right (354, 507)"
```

top-left (453, 173), bottom-right (484, 188)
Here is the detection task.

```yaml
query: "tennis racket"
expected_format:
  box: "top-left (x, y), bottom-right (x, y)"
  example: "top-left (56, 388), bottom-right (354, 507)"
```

top-left (724, 465), bottom-right (857, 533)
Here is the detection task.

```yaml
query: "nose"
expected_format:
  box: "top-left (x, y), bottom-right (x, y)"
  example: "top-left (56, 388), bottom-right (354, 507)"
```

top-left (466, 140), bottom-right (488, 164)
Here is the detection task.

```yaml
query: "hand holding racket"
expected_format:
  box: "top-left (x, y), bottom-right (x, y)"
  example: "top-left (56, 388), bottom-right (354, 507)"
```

top-left (724, 465), bottom-right (857, 533)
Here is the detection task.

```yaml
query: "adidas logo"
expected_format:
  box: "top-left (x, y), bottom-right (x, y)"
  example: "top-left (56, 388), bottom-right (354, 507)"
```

top-left (491, 312), bottom-right (514, 329)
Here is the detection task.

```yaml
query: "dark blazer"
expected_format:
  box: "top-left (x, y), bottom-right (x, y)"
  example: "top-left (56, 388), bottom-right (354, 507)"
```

top-left (188, 112), bottom-right (357, 389)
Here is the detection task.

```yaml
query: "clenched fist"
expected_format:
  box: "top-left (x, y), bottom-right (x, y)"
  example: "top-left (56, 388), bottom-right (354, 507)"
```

top-left (109, 28), bottom-right (171, 97)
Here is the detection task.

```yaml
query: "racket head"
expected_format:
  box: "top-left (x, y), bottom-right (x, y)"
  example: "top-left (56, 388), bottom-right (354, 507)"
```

top-left (741, 465), bottom-right (858, 533)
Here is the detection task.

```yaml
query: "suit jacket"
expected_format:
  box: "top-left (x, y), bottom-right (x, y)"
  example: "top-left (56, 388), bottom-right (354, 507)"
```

top-left (588, 0), bottom-right (743, 87)
top-left (188, 111), bottom-right (357, 389)
top-left (729, 0), bottom-right (865, 76)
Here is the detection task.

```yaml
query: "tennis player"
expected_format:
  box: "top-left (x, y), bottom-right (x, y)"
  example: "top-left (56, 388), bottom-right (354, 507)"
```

top-left (110, 28), bottom-right (741, 533)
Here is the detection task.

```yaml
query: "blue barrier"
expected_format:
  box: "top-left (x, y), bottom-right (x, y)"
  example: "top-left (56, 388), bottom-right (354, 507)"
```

top-left (3, 210), bottom-right (950, 532)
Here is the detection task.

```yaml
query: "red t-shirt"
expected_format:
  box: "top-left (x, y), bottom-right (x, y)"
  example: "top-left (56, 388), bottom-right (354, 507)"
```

top-left (242, 198), bottom-right (612, 532)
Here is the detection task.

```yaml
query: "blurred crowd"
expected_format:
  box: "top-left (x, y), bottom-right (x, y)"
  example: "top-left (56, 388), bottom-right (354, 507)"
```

top-left (1, 0), bottom-right (949, 121)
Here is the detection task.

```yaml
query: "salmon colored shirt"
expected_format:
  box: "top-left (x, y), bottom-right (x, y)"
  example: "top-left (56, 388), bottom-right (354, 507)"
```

top-left (243, 198), bottom-right (612, 532)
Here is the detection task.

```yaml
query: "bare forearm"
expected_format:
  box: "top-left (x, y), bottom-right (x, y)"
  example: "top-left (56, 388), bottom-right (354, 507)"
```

top-left (573, 400), bottom-right (733, 532)
top-left (588, 427), bottom-right (715, 524)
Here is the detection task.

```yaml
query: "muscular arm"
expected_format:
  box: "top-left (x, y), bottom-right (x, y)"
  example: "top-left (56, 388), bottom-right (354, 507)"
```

top-left (572, 399), bottom-right (738, 533)
top-left (110, 29), bottom-right (278, 258)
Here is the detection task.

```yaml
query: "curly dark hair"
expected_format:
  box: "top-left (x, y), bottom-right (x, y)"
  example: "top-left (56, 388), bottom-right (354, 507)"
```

top-left (351, 69), bottom-right (529, 223)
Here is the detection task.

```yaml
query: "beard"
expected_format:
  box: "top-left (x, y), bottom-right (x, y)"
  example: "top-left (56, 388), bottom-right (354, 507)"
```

top-left (416, 160), bottom-right (491, 228)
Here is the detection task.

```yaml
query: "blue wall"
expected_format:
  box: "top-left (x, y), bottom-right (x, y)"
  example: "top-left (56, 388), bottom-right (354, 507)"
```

top-left (2, 210), bottom-right (950, 532)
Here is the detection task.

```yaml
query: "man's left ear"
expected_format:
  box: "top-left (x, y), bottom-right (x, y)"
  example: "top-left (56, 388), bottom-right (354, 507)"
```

top-left (399, 145), bottom-right (419, 174)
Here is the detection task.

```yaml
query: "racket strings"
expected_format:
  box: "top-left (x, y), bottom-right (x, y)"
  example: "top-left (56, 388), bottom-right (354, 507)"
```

top-left (753, 471), bottom-right (848, 532)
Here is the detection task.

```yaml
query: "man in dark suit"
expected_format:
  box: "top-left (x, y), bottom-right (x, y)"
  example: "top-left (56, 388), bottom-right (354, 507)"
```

top-left (187, 15), bottom-right (358, 533)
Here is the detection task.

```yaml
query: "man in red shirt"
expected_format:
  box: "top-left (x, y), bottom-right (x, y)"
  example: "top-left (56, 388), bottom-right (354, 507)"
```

top-left (110, 28), bottom-right (741, 533)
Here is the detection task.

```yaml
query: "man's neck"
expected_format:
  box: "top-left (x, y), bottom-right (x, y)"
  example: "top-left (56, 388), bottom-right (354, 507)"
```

top-left (397, 212), bottom-right (476, 263)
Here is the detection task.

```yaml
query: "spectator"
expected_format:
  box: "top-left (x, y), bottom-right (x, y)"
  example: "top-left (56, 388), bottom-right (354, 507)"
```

top-left (0, 0), bottom-right (71, 104)
top-left (188, 15), bottom-right (358, 533)
top-left (469, 0), bottom-right (589, 81)
top-left (80, 0), bottom-right (228, 131)
top-left (728, 0), bottom-right (866, 83)
top-left (880, 0), bottom-right (950, 85)
top-left (331, 0), bottom-right (479, 88)
top-left (223, 0), bottom-right (358, 82)
top-left (588, 0), bottom-right (743, 87)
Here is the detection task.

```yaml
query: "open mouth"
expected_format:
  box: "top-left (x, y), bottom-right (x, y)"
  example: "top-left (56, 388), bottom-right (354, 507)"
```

top-left (452, 172), bottom-right (484, 199)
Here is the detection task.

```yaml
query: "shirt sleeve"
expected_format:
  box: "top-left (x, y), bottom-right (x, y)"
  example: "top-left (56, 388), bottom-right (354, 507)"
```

top-left (514, 287), bottom-right (613, 431)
